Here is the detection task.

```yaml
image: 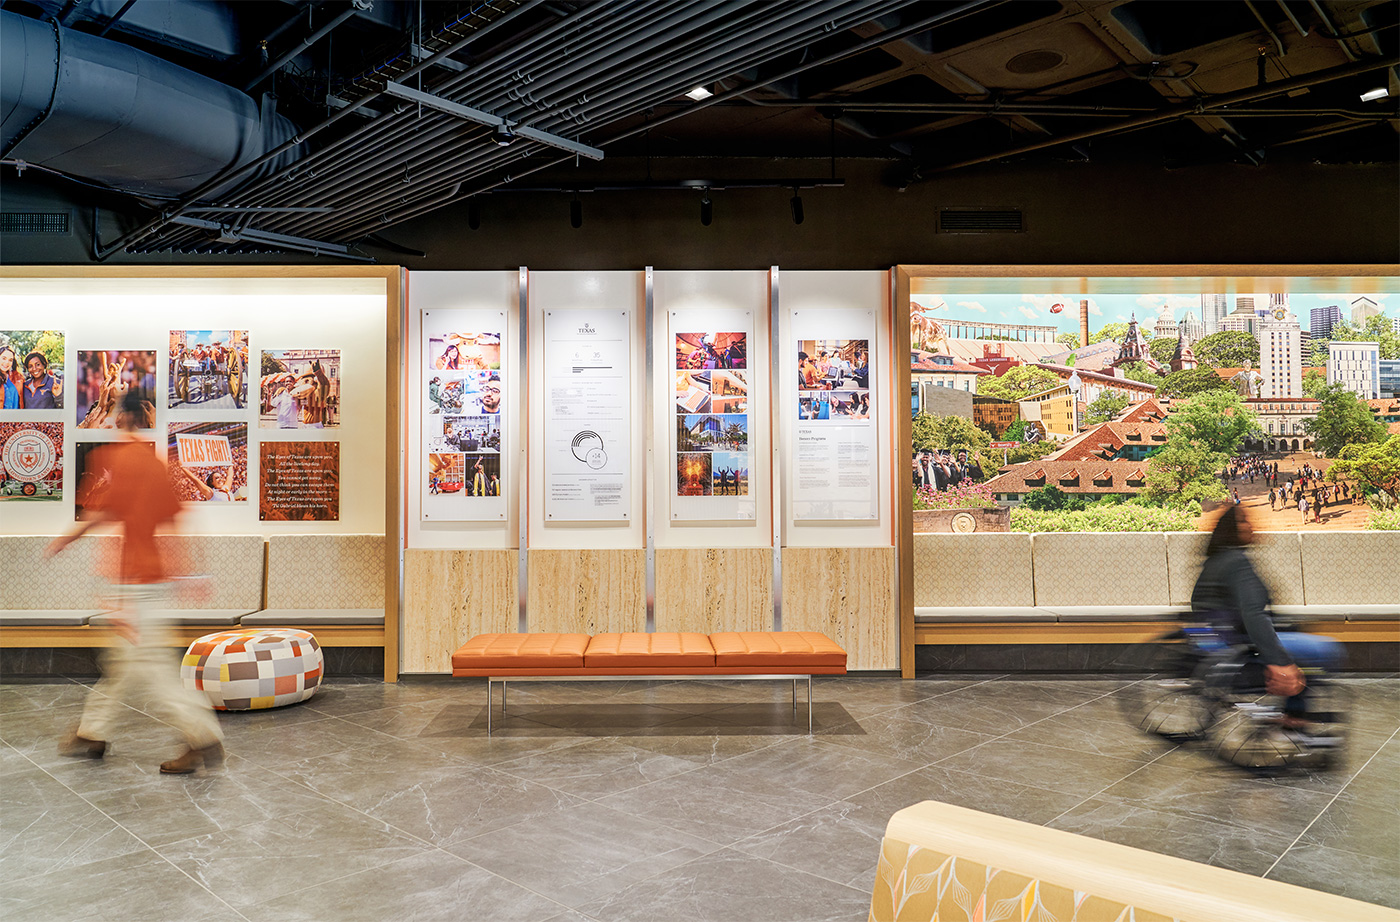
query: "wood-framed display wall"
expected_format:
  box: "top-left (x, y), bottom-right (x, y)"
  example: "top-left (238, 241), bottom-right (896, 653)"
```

top-left (400, 269), bottom-right (901, 674)
top-left (0, 266), bottom-right (403, 681)
top-left (894, 265), bottom-right (1400, 678)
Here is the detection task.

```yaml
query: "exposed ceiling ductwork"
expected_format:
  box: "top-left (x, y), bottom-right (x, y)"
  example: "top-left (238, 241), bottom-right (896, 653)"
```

top-left (0, 0), bottom-right (1394, 261)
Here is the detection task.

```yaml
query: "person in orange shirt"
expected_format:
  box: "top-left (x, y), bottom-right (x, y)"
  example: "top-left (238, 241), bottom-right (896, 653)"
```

top-left (47, 391), bottom-right (224, 774)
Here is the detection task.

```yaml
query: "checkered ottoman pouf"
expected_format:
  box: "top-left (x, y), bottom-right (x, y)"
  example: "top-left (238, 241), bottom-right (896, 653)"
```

top-left (182, 628), bottom-right (324, 710)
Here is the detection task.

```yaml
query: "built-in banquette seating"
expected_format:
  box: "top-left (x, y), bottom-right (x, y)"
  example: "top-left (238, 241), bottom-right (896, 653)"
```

top-left (0, 534), bottom-right (386, 649)
top-left (868, 800), bottom-right (1398, 922)
top-left (913, 531), bottom-right (1399, 648)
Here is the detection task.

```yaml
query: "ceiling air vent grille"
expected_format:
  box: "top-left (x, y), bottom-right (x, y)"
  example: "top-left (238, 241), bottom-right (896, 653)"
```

top-left (1, 212), bottom-right (71, 235)
top-left (938, 208), bottom-right (1023, 234)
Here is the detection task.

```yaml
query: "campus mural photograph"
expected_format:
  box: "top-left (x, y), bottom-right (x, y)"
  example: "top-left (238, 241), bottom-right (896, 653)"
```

top-left (908, 289), bottom-right (1400, 533)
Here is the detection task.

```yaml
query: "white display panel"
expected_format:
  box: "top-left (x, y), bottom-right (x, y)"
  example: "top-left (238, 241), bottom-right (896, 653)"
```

top-left (419, 308), bottom-right (507, 522)
top-left (669, 307), bottom-right (756, 521)
top-left (791, 308), bottom-right (879, 520)
top-left (528, 272), bottom-right (644, 549)
top-left (542, 308), bottom-right (632, 522)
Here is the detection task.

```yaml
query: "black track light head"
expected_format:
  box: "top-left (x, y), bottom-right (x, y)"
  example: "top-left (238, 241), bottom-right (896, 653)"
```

top-left (790, 192), bottom-right (804, 225)
top-left (700, 190), bottom-right (712, 227)
top-left (492, 123), bottom-right (516, 146)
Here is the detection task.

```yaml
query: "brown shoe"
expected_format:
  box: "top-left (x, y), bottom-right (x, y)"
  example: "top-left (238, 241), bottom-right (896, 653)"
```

top-left (160, 741), bottom-right (224, 774)
top-left (58, 729), bottom-right (107, 759)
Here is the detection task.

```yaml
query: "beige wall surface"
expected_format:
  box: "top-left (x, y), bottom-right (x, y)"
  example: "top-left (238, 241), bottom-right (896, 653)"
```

top-left (654, 547), bottom-right (773, 634)
top-left (526, 548), bottom-right (646, 635)
top-left (782, 546), bottom-right (897, 671)
top-left (401, 549), bottom-right (517, 673)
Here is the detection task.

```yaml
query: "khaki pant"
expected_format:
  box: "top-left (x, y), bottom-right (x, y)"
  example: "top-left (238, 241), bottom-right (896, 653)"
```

top-left (78, 583), bottom-right (222, 748)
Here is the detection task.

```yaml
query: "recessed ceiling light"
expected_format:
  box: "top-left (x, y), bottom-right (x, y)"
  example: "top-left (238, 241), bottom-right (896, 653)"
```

top-left (1360, 87), bottom-right (1389, 102)
top-left (685, 86), bottom-right (713, 101)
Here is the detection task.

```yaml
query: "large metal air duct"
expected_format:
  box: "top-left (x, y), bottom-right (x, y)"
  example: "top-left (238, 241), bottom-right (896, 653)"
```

top-left (1, 10), bottom-right (300, 200)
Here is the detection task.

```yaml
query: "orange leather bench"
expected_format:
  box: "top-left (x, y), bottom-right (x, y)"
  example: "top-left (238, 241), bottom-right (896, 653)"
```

top-left (451, 631), bottom-right (847, 734)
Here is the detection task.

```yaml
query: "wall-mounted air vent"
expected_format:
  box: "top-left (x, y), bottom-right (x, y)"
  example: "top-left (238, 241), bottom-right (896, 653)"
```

top-left (1, 212), bottom-right (72, 235)
top-left (938, 208), bottom-right (1024, 234)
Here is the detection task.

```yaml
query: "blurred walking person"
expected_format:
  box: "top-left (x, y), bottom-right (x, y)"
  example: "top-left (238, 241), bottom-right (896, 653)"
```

top-left (47, 391), bottom-right (224, 774)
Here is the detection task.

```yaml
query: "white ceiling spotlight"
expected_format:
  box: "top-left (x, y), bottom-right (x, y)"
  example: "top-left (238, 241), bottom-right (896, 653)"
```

top-left (1359, 87), bottom-right (1390, 102)
top-left (684, 85), bottom-right (714, 101)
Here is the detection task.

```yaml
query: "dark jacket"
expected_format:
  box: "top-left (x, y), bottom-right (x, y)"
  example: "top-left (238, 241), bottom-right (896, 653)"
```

top-left (1190, 546), bottom-right (1292, 666)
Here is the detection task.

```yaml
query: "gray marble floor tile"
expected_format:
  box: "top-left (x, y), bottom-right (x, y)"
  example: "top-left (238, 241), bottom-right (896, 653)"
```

top-left (879, 691), bottom-right (1077, 736)
top-left (1295, 788), bottom-right (1400, 859)
top-left (1266, 842), bottom-right (1400, 910)
top-left (1047, 796), bottom-right (1296, 876)
top-left (847, 764), bottom-right (1091, 826)
top-left (707, 736), bottom-right (924, 801)
top-left (619, 730), bottom-right (786, 766)
top-left (300, 679), bottom-right (480, 716)
top-left (1002, 709), bottom-right (1181, 763)
top-left (410, 720), bottom-right (602, 766)
top-left (153, 804), bottom-right (434, 908)
top-left (0, 769), bottom-right (151, 883)
top-left (278, 740), bottom-right (586, 844)
top-left (820, 710), bottom-right (996, 763)
top-left (730, 798), bottom-right (887, 890)
top-left (216, 714), bottom-right (400, 768)
top-left (574, 848), bottom-right (871, 922)
top-left (504, 702), bottom-right (707, 734)
top-left (688, 700), bottom-right (865, 734)
top-left (930, 736), bottom-right (1149, 798)
top-left (0, 738), bottom-right (35, 776)
top-left (543, 912), bottom-right (604, 922)
top-left (447, 801), bottom-right (720, 907)
top-left (0, 848), bottom-right (234, 922)
top-left (0, 680), bottom-right (89, 715)
top-left (74, 761), bottom-right (335, 847)
top-left (238, 848), bottom-right (566, 922)
top-left (1098, 748), bottom-right (1341, 840)
top-left (595, 763), bottom-right (837, 846)
top-left (489, 737), bottom-right (706, 799)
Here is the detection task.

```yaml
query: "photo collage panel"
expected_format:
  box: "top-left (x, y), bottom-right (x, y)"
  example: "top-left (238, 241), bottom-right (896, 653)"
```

top-left (168, 330), bottom-right (249, 410)
top-left (797, 339), bottom-right (870, 423)
top-left (426, 331), bottom-right (503, 500)
top-left (259, 349), bottom-right (341, 429)
top-left (674, 332), bottom-right (749, 497)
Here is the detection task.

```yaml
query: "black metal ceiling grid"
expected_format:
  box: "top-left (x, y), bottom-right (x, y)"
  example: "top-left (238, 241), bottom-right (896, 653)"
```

top-left (0, 0), bottom-right (1394, 260)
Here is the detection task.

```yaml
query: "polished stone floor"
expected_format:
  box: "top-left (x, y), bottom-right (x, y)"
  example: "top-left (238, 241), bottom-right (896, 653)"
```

top-left (1, 673), bottom-right (1396, 921)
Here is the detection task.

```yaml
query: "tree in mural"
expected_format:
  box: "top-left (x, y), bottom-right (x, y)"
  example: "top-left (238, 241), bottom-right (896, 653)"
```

top-left (1158, 367), bottom-right (1232, 399)
top-left (1326, 435), bottom-right (1400, 506)
top-left (976, 366), bottom-right (1062, 401)
top-left (1090, 322), bottom-right (1130, 345)
top-left (1303, 383), bottom-right (1387, 456)
top-left (1083, 391), bottom-right (1130, 426)
top-left (1192, 330), bottom-right (1260, 369)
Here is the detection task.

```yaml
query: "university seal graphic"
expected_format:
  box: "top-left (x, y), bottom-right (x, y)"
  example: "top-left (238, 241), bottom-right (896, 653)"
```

top-left (3, 428), bottom-right (57, 482)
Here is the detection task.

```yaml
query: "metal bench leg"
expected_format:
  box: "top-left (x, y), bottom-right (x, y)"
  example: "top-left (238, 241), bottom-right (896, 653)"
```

top-left (487, 679), bottom-right (492, 737)
top-left (792, 679), bottom-right (797, 712)
top-left (502, 680), bottom-right (507, 713)
top-left (808, 677), bottom-right (813, 735)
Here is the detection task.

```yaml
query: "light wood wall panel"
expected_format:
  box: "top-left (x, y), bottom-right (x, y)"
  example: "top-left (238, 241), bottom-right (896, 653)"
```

top-left (527, 549), bottom-right (646, 634)
top-left (655, 548), bottom-right (773, 634)
top-left (782, 546), bottom-right (897, 671)
top-left (401, 549), bottom-right (517, 673)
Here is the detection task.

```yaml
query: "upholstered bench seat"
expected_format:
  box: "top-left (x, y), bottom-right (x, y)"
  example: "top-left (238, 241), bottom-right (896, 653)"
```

top-left (241, 608), bottom-right (384, 626)
top-left (0, 609), bottom-right (103, 627)
top-left (914, 606), bottom-right (1053, 623)
top-left (584, 632), bottom-right (714, 669)
top-left (452, 631), bottom-right (848, 733)
top-left (1336, 604), bottom-right (1400, 621)
top-left (90, 609), bottom-right (253, 627)
top-left (1271, 605), bottom-right (1351, 622)
top-left (1042, 605), bottom-right (1191, 622)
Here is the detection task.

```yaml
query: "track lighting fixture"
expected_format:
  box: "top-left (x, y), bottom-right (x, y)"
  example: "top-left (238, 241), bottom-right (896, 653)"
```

top-left (700, 189), bottom-right (712, 226)
top-left (492, 123), bottom-right (516, 146)
top-left (789, 191), bottom-right (804, 225)
top-left (1360, 87), bottom-right (1389, 102)
top-left (570, 196), bottom-right (582, 229)
top-left (467, 198), bottom-right (481, 230)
